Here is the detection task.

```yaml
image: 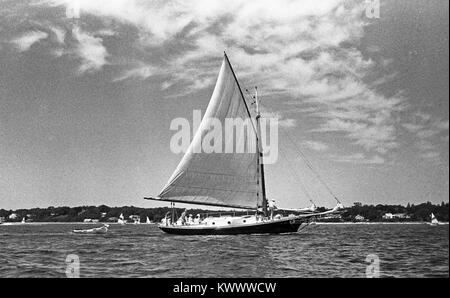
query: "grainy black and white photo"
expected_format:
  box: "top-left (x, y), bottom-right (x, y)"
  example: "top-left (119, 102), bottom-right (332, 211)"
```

top-left (0, 0), bottom-right (448, 282)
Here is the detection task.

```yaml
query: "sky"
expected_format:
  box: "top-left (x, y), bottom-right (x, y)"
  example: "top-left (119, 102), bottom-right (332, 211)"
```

top-left (0, 0), bottom-right (448, 210)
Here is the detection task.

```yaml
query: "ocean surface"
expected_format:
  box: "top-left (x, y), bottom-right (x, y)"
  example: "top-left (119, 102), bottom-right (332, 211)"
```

top-left (0, 223), bottom-right (448, 278)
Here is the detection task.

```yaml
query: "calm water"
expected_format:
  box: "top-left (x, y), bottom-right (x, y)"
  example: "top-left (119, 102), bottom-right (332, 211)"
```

top-left (0, 223), bottom-right (448, 278)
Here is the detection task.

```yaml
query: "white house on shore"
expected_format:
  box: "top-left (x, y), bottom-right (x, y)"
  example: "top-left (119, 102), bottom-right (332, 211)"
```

top-left (382, 213), bottom-right (411, 219)
top-left (355, 215), bottom-right (366, 221)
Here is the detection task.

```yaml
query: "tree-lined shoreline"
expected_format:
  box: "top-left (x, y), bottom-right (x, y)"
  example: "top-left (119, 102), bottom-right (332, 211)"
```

top-left (0, 202), bottom-right (448, 223)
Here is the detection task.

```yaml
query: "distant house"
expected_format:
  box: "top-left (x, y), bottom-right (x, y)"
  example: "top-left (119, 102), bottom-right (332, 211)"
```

top-left (8, 213), bottom-right (18, 220)
top-left (383, 213), bottom-right (394, 219)
top-left (321, 214), bottom-right (342, 220)
top-left (100, 212), bottom-right (107, 218)
top-left (91, 219), bottom-right (99, 223)
top-left (129, 215), bottom-right (140, 221)
top-left (393, 213), bottom-right (410, 219)
top-left (383, 213), bottom-right (411, 220)
top-left (83, 218), bottom-right (92, 223)
top-left (355, 215), bottom-right (365, 221)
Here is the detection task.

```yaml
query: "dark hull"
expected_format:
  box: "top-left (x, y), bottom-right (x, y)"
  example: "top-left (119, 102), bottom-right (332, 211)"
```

top-left (159, 218), bottom-right (306, 235)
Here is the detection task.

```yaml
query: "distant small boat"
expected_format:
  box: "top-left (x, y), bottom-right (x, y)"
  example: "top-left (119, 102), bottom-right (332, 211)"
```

top-left (429, 213), bottom-right (443, 226)
top-left (146, 216), bottom-right (152, 224)
top-left (73, 224), bottom-right (109, 234)
top-left (21, 217), bottom-right (26, 224)
top-left (118, 213), bottom-right (126, 225)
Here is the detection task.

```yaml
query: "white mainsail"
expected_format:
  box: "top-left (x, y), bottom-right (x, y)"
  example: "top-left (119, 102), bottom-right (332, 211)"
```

top-left (152, 54), bottom-right (263, 210)
top-left (431, 213), bottom-right (439, 225)
top-left (118, 213), bottom-right (125, 224)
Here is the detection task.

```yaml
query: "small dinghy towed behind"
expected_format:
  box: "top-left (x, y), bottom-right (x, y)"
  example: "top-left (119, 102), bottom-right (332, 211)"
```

top-left (73, 224), bottom-right (109, 234)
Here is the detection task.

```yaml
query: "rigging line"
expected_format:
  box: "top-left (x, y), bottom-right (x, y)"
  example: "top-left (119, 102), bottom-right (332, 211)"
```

top-left (278, 143), bottom-right (316, 204)
top-left (223, 53), bottom-right (257, 135)
top-left (245, 87), bottom-right (318, 206)
top-left (243, 89), bottom-right (257, 123)
top-left (280, 127), bottom-right (341, 205)
top-left (244, 88), bottom-right (256, 105)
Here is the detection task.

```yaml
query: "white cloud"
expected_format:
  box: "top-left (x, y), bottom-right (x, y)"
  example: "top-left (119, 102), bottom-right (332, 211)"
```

top-left (421, 151), bottom-right (440, 160)
top-left (44, 0), bottom-right (365, 86)
top-left (161, 80), bottom-right (174, 90)
top-left (402, 123), bottom-right (423, 133)
top-left (50, 26), bottom-right (65, 44)
top-left (72, 26), bottom-right (108, 73)
top-left (331, 153), bottom-right (385, 164)
top-left (260, 110), bottom-right (297, 128)
top-left (402, 112), bottom-right (449, 160)
top-left (40, 0), bottom-right (416, 158)
top-left (436, 120), bottom-right (449, 131)
top-left (11, 30), bottom-right (48, 52)
top-left (304, 140), bottom-right (329, 152)
top-left (278, 118), bottom-right (297, 128)
top-left (114, 64), bottom-right (156, 81)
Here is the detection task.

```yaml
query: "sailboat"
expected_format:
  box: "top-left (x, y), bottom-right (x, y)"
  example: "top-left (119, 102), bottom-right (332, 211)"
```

top-left (429, 213), bottom-right (444, 226)
top-left (117, 213), bottom-right (126, 225)
top-left (145, 53), bottom-right (342, 235)
top-left (21, 217), bottom-right (26, 224)
top-left (146, 216), bottom-right (152, 224)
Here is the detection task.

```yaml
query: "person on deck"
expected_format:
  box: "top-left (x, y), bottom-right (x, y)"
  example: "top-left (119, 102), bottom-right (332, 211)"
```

top-left (268, 199), bottom-right (277, 220)
top-left (163, 212), bottom-right (171, 226)
top-left (161, 212), bottom-right (170, 226)
top-left (177, 209), bottom-right (187, 225)
top-left (194, 214), bottom-right (201, 224)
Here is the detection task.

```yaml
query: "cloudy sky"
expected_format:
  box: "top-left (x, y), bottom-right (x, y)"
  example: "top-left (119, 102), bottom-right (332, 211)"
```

top-left (0, 0), bottom-right (448, 210)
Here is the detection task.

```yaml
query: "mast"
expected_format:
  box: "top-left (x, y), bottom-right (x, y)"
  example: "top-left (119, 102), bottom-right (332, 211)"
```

top-left (224, 52), bottom-right (266, 213)
top-left (254, 87), bottom-right (268, 216)
top-left (224, 52), bottom-right (267, 214)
